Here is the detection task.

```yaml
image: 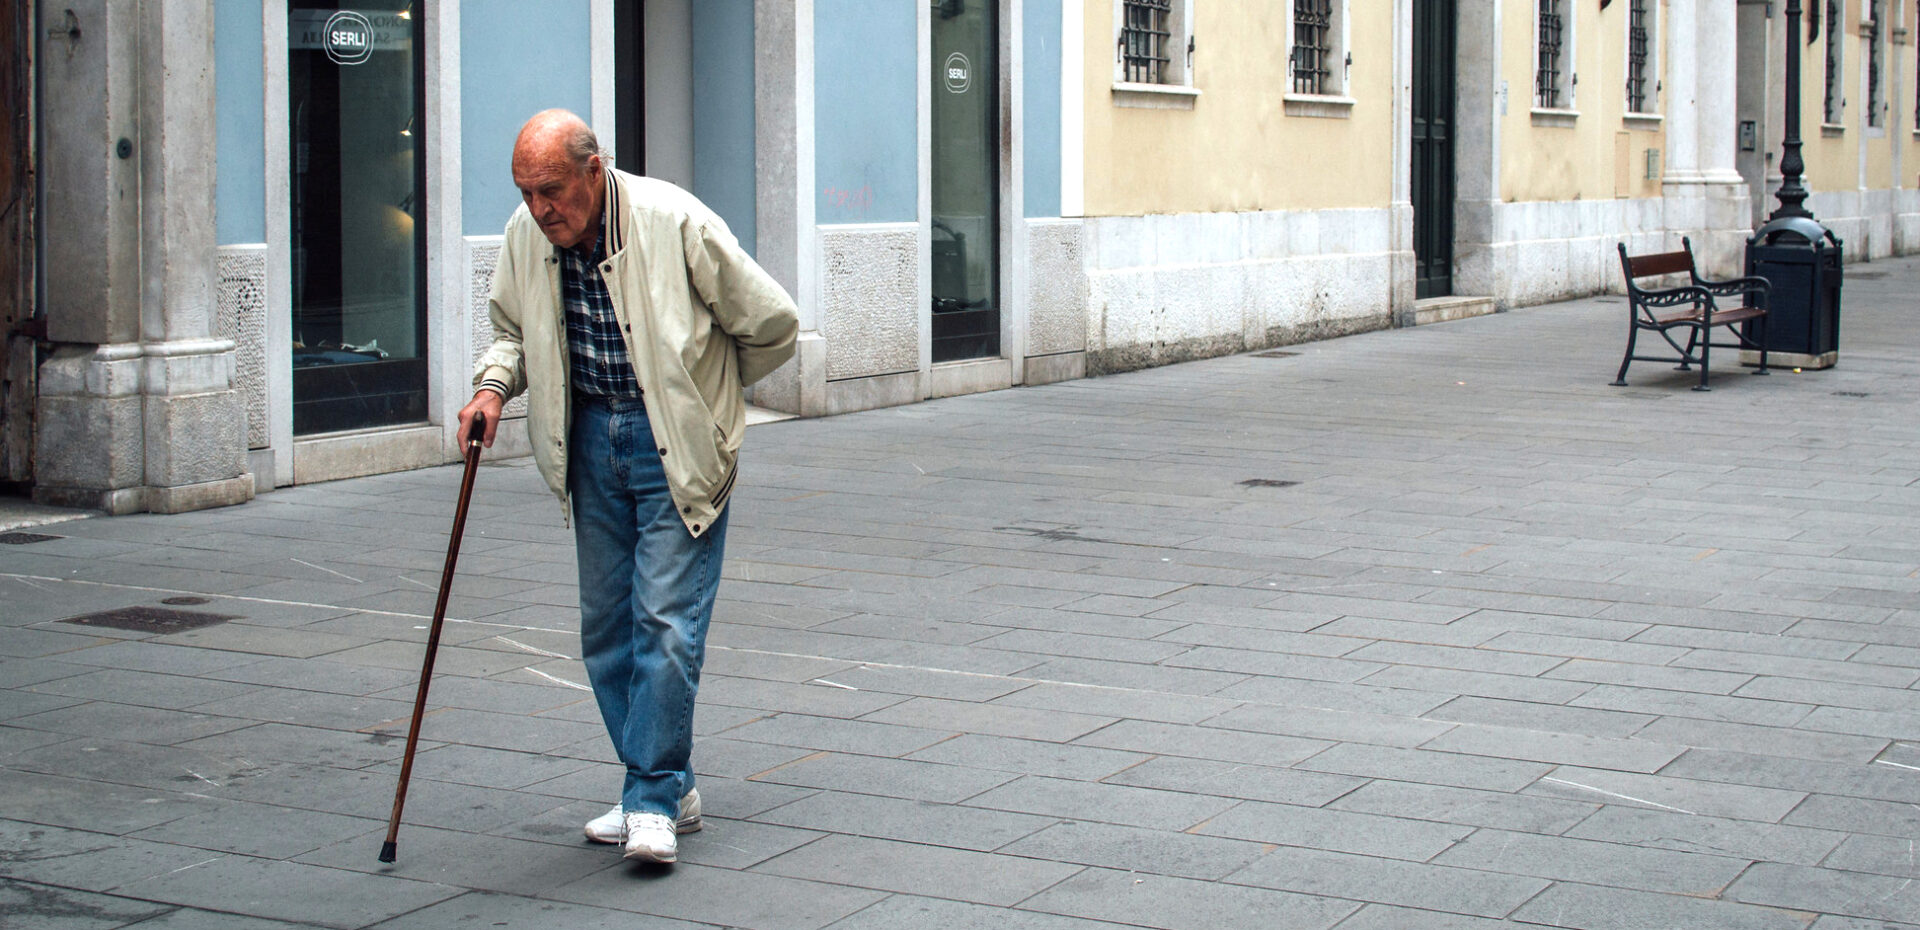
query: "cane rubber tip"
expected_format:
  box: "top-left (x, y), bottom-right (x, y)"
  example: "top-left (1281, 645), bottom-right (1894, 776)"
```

top-left (378, 842), bottom-right (397, 863)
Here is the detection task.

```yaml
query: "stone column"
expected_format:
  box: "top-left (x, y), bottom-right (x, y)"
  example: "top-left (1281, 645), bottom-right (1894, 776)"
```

top-left (1663, 0), bottom-right (1753, 273)
top-left (34, 0), bottom-right (253, 514)
top-left (748, 0), bottom-right (827, 416)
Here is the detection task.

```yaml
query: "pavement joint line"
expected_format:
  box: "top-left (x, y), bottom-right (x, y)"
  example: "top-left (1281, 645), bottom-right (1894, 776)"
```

top-left (523, 668), bottom-right (592, 692)
top-left (288, 558), bottom-right (363, 584)
top-left (1541, 776), bottom-right (1696, 815)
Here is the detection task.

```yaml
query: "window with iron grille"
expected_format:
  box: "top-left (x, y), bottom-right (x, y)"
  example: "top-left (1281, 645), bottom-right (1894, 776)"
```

top-left (1292, 0), bottom-right (1335, 95)
top-left (1824, 0), bottom-right (1845, 124)
top-left (1120, 0), bottom-right (1173, 84)
top-left (1865, 0), bottom-right (1884, 127)
top-left (1626, 0), bottom-right (1653, 113)
top-left (1537, 0), bottom-right (1568, 109)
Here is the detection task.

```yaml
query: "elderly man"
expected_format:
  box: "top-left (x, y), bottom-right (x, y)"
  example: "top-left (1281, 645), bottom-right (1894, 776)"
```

top-left (459, 109), bottom-right (797, 864)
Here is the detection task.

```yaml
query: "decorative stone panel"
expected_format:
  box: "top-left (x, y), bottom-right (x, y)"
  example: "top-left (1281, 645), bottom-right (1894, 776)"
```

top-left (820, 224), bottom-right (919, 381)
top-left (1026, 219), bottom-right (1087, 356)
top-left (466, 237), bottom-right (527, 418)
top-left (216, 245), bottom-right (269, 449)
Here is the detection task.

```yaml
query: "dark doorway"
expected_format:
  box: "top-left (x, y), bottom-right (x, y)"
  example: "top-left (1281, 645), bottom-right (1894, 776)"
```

top-left (1, 0), bottom-right (34, 485)
top-left (930, 0), bottom-right (1001, 363)
top-left (1412, 0), bottom-right (1457, 300)
top-left (615, 0), bottom-right (645, 175)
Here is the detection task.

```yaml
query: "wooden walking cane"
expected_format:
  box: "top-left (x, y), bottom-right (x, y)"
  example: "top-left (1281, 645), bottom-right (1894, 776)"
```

top-left (379, 412), bottom-right (487, 863)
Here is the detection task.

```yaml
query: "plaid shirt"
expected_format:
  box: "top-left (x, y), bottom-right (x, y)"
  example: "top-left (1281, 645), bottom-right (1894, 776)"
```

top-left (561, 231), bottom-right (642, 397)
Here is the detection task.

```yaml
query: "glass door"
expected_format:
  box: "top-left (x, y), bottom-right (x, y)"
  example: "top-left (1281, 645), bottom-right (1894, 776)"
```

top-left (288, 3), bottom-right (426, 434)
top-left (930, 0), bottom-right (1000, 363)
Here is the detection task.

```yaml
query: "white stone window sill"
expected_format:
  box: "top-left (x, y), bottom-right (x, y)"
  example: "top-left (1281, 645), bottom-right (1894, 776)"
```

top-left (1623, 112), bottom-right (1663, 128)
top-left (1531, 108), bottom-right (1579, 128)
top-left (1112, 82), bottom-right (1200, 110)
top-left (1283, 94), bottom-right (1357, 119)
top-left (1821, 123), bottom-right (1846, 137)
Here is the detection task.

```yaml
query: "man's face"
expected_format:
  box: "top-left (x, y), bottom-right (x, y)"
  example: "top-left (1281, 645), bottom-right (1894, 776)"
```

top-left (513, 151), bottom-right (602, 250)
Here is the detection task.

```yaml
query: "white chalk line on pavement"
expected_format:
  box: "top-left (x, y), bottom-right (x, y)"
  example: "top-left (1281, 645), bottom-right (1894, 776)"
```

top-left (1542, 776), bottom-right (1697, 815)
top-left (524, 667), bottom-right (593, 692)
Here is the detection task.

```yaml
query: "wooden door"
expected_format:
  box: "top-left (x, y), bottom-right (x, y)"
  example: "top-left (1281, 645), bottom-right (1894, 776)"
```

top-left (1, 0), bottom-right (34, 485)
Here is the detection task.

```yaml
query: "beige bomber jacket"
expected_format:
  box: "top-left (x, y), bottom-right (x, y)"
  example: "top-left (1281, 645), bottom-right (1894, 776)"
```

top-left (474, 168), bottom-right (799, 537)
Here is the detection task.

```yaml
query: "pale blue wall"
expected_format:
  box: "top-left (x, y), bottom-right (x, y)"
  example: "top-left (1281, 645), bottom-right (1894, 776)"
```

top-left (1023, 0), bottom-right (1062, 218)
top-left (814, 0), bottom-right (917, 224)
top-left (214, 0), bottom-right (265, 244)
top-left (692, 2), bottom-right (757, 254)
top-left (461, 0), bottom-right (593, 236)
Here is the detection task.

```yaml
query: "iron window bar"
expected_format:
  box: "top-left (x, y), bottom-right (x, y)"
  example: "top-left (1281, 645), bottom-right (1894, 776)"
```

top-left (1824, 0), bottom-right (1843, 123)
top-left (1120, 0), bottom-right (1173, 84)
top-left (1865, 1), bottom-right (1883, 127)
top-left (1292, 0), bottom-right (1334, 95)
top-left (1537, 0), bottom-right (1565, 109)
top-left (1627, 0), bottom-right (1650, 112)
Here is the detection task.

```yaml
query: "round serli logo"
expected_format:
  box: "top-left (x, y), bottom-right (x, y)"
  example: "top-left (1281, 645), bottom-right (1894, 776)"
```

top-left (324, 11), bottom-right (374, 66)
top-left (943, 52), bottom-right (972, 94)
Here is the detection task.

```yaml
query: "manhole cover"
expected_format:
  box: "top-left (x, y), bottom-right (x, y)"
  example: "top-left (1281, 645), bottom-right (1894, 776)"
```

top-left (161, 596), bottom-right (212, 606)
top-left (1253, 350), bottom-right (1300, 359)
top-left (1240, 479), bottom-right (1301, 488)
top-left (61, 606), bottom-right (238, 634)
top-left (0, 532), bottom-right (61, 545)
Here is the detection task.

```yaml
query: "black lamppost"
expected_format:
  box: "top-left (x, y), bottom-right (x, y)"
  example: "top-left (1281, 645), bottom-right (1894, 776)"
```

top-left (1745, 0), bottom-right (1843, 369)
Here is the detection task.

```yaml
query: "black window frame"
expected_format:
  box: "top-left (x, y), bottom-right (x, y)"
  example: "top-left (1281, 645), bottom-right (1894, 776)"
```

top-left (1537, 0), bottom-right (1567, 109)
top-left (1626, 0), bottom-right (1652, 113)
top-left (1292, 0), bottom-right (1336, 96)
top-left (1119, 0), bottom-right (1173, 85)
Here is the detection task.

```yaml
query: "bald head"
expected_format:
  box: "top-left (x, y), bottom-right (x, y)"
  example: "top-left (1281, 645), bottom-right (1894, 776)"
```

top-left (512, 110), bottom-right (605, 250)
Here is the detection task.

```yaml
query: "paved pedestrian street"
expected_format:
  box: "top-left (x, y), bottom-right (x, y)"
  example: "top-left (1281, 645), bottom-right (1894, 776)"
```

top-left (4, 255), bottom-right (1919, 929)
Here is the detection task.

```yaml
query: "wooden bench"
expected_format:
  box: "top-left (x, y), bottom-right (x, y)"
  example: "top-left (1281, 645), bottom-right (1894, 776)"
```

top-left (1613, 237), bottom-right (1771, 391)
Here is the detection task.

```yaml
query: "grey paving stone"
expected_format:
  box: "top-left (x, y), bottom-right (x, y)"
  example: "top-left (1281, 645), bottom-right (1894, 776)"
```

top-left (1808, 917), bottom-right (1920, 930)
top-left (1432, 829), bottom-right (1751, 896)
top-left (12, 702), bottom-right (253, 747)
top-left (1421, 695), bottom-right (1655, 739)
top-left (126, 797), bottom-right (381, 859)
top-left (365, 890), bottom-right (711, 930)
top-left (754, 833), bottom-right (1084, 906)
top-left (363, 743), bottom-right (595, 792)
top-left (295, 825), bottom-right (614, 897)
top-left (368, 675), bottom-right (592, 716)
top-left (1326, 904), bottom-right (1517, 930)
top-left (1570, 684), bottom-right (1815, 727)
top-left (0, 881), bottom-right (172, 928)
top-left (1357, 664), bottom-right (1596, 704)
top-left (1074, 719), bottom-right (1330, 767)
top-left (819, 894), bottom-right (1124, 930)
top-left (721, 713), bottom-right (954, 758)
top-left (185, 688), bottom-right (420, 733)
top-left (1212, 676), bottom-right (1455, 717)
top-left (1019, 866), bottom-right (1360, 930)
top-left (1822, 833), bottom-right (1920, 879)
top-left (812, 664), bottom-right (1035, 702)
top-left (1564, 806), bottom-right (1848, 865)
top-left (906, 733), bottom-right (1150, 781)
top-left (1201, 702), bottom-right (1454, 749)
top-left (1544, 659), bottom-right (1755, 695)
top-left (1737, 676), bottom-right (1920, 714)
top-left (128, 908), bottom-right (328, 929)
top-left (686, 736), bottom-right (817, 780)
top-left (1511, 881), bottom-right (1814, 930)
top-left (201, 656), bottom-right (421, 696)
top-left (1529, 765), bottom-right (1809, 821)
top-left (25, 668), bottom-right (263, 711)
top-left (1224, 845), bottom-right (1550, 919)
top-left (1477, 630), bottom-right (1692, 666)
top-left (1631, 625), bottom-right (1866, 661)
top-left (1344, 640), bottom-right (1570, 677)
top-left (990, 680), bottom-right (1242, 725)
top-left (1803, 706), bottom-right (1920, 741)
top-left (1327, 780), bottom-right (1599, 835)
top-left (1017, 656), bottom-right (1249, 697)
top-left (109, 856), bottom-right (461, 929)
top-left (1727, 863), bottom-right (1920, 925)
top-left (1294, 742), bottom-right (1553, 792)
top-left (750, 750), bottom-right (1017, 803)
top-left (999, 820), bottom-right (1273, 881)
top-left (1633, 716), bottom-right (1890, 764)
top-left (53, 640), bottom-right (261, 676)
top-left (546, 861), bottom-right (887, 930)
top-left (0, 656), bottom-right (94, 689)
top-left (1674, 649), bottom-right (1919, 689)
top-left (1784, 795), bottom-right (1920, 840)
top-left (674, 816), bottom-right (829, 870)
top-left (752, 789), bottom-right (1056, 852)
top-left (963, 774), bottom-right (1238, 830)
top-left (176, 722), bottom-right (414, 770)
top-left (0, 820), bottom-right (234, 895)
top-left (1192, 800), bottom-right (1472, 862)
top-left (859, 696), bottom-right (1114, 743)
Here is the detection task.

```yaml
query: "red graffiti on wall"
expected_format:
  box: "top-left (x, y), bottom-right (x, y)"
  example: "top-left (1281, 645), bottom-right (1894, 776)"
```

top-left (823, 184), bottom-right (875, 215)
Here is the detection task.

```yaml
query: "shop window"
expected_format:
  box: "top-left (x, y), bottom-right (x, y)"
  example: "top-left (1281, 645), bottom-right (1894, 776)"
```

top-left (1114, 0), bottom-right (1193, 87)
top-left (288, 3), bottom-right (427, 435)
top-left (1825, 0), bottom-right (1845, 125)
top-left (1536, 0), bottom-right (1575, 110)
top-left (1290, 0), bottom-right (1348, 97)
top-left (1626, 0), bottom-right (1656, 114)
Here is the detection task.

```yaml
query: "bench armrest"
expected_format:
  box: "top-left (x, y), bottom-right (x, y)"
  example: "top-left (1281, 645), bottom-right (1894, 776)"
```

top-left (1693, 274), bottom-right (1771, 302)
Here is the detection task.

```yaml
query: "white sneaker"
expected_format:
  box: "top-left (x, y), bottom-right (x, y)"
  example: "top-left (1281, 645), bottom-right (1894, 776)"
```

top-left (583, 789), bottom-right (703, 843)
top-left (622, 811), bottom-right (677, 863)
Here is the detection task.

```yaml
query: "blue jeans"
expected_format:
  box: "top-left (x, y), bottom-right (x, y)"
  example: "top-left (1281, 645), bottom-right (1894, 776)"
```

top-left (568, 394), bottom-right (728, 819)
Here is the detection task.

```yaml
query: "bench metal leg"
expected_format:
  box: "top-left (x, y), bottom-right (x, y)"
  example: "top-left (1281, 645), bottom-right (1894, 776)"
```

top-left (1611, 323), bottom-right (1639, 386)
top-left (1693, 329), bottom-right (1712, 391)
top-left (1753, 315), bottom-right (1770, 375)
